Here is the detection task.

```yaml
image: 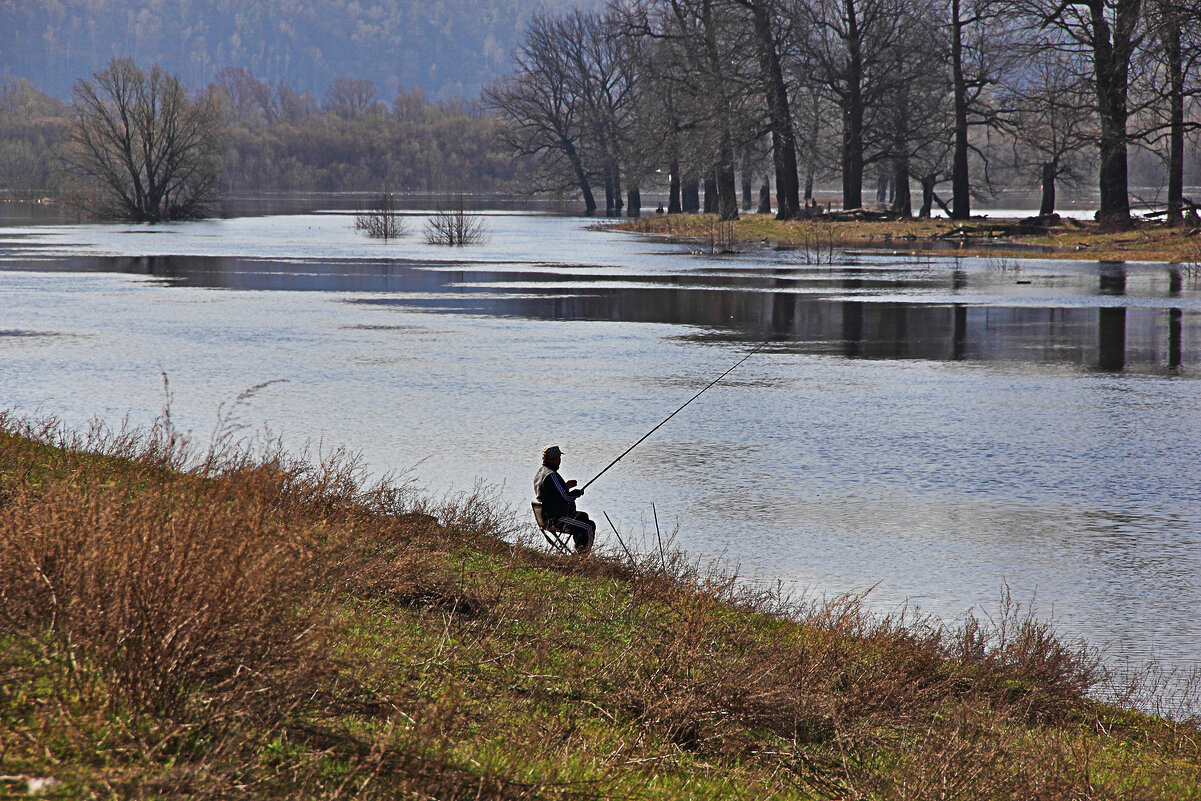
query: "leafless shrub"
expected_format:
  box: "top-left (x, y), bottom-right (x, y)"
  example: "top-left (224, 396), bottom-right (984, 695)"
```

top-left (798, 220), bottom-right (839, 264)
top-left (423, 197), bottom-right (487, 246)
top-left (1098, 658), bottom-right (1201, 726)
top-left (705, 218), bottom-right (739, 253)
top-left (985, 255), bottom-right (1022, 272)
top-left (948, 588), bottom-right (1103, 723)
top-left (354, 191), bottom-right (408, 241)
top-left (1180, 240), bottom-right (1201, 279)
top-left (0, 410), bottom-right (425, 727)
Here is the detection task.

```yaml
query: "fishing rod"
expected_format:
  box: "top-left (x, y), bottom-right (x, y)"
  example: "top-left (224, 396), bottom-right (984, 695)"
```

top-left (580, 340), bottom-right (772, 491)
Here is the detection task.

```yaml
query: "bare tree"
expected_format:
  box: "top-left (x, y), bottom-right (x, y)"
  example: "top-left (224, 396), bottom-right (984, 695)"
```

top-left (213, 67), bottom-right (273, 125)
top-left (276, 81), bottom-right (318, 123)
top-left (65, 58), bottom-right (224, 221)
top-left (946, 0), bottom-right (1016, 218)
top-left (1007, 0), bottom-right (1144, 225)
top-left (354, 191), bottom-right (408, 240)
top-left (323, 77), bottom-right (377, 119)
top-left (424, 197), bottom-right (488, 245)
top-left (484, 13), bottom-right (597, 213)
top-left (796, 0), bottom-right (916, 211)
top-left (998, 50), bottom-right (1097, 215)
top-left (630, 0), bottom-right (756, 221)
top-left (879, 5), bottom-right (955, 218)
top-left (727, 0), bottom-right (805, 219)
top-left (555, 9), bottom-right (641, 215)
top-left (1137, 0), bottom-right (1201, 223)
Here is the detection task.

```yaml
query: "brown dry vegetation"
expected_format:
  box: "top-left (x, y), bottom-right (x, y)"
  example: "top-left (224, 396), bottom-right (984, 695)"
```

top-left (617, 213), bottom-right (1201, 265)
top-left (1, 411), bottom-right (1199, 799)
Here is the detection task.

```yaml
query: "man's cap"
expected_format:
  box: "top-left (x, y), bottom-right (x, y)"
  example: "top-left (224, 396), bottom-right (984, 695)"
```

top-left (541, 445), bottom-right (563, 459)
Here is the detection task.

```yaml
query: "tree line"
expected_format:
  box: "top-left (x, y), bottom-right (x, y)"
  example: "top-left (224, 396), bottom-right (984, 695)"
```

top-left (484, 0), bottom-right (1201, 225)
top-left (212, 68), bottom-right (517, 194)
top-left (0, 67), bottom-right (519, 220)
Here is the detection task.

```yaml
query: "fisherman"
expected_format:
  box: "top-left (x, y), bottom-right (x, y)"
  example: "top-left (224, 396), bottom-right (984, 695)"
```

top-left (534, 445), bottom-right (595, 554)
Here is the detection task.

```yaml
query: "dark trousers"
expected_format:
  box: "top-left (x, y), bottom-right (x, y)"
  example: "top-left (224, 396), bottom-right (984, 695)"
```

top-left (557, 512), bottom-right (595, 554)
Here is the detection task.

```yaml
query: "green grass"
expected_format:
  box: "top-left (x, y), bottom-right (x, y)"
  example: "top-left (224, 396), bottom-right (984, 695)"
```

top-left (1, 411), bottom-right (1198, 799)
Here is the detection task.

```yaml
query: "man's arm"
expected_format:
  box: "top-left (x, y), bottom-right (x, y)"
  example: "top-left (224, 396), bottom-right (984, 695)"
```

top-left (549, 471), bottom-right (577, 501)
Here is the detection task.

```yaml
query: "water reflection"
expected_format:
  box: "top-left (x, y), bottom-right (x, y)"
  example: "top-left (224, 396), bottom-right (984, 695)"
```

top-left (2, 250), bottom-right (1198, 376)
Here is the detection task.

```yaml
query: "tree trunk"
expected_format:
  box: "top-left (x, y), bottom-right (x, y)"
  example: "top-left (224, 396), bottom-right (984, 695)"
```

top-left (950, 0), bottom-right (971, 220)
top-left (758, 179), bottom-right (772, 214)
top-left (683, 174), bottom-right (700, 212)
top-left (841, 0), bottom-right (865, 211)
top-left (1165, 10), bottom-right (1184, 225)
top-left (1090, 0), bottom-right (1140, 226)
top-left (612, 163), bottom-right (624, 214)
top-left (669, 159), bottom-right (682, 213)
top-left (1039, 161), bottom-right (1057, 216)
top-left (627, 187), bottom-right (642, 217)
top-left (603, 167), bottom-right (616, 216)
top-left (804, 90), bottom-right (819, 202)
top-left (717, 157), bottom-right (739, 221)
top-left (703, 171), bottom-right (717, 213)
top-left (739, 148), bottom-right (749, 208)
top-left (748, 0), bottom-right (801, 220)
top-left (891, 160), bottom-right (911, 217)
top-left (563, 139), bottom-right (596, 215)
top-left (919, 174), bottom-right (936, 218)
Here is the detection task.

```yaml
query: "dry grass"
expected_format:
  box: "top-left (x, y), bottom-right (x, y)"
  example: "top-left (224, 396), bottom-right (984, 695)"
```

top-left (1, 411), bottom-right (1198, 799)
top-left (617, 212), bottom-right (1201, 263)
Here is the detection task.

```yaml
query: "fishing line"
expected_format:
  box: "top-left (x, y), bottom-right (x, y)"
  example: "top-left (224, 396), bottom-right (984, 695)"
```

top-left (580, 340), bottom-right (772, 491)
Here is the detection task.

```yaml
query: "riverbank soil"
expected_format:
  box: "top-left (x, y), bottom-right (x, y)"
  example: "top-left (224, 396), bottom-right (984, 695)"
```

top-left (617, 213), bottom-right (1201, 264)
top-left (1, 414), bottom-right (1199, 799)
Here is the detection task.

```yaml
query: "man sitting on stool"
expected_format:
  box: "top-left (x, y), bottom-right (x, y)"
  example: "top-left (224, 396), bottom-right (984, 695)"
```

top-left (534, 444), bottom-right (595, 554)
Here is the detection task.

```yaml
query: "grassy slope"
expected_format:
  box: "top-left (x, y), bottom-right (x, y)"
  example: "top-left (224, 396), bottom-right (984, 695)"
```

top-left (1, 414), bottom-right (1199, 800)
top-left (616, 213), bottom-right (1201, 264)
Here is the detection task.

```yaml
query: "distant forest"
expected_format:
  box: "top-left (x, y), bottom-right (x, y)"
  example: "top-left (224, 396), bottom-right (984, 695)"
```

top-left (0, 0), bottom-right (595, 101)
top-left (4, 0), bottom-right (1198, 217)
top-left (0, 74), bottom-right (520, 196)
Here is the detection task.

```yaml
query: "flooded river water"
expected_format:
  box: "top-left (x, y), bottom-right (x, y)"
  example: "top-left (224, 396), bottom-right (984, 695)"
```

top-left (2, 205), bottom-right (1199, 682)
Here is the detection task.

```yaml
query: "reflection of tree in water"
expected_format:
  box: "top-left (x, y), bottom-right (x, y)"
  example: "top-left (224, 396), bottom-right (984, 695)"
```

top-left (30, 251), bottom-right (1200, 375)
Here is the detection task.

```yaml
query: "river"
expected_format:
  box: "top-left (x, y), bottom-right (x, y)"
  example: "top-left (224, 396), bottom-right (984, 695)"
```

top-left (2, 201), bottom-right (1199, 687)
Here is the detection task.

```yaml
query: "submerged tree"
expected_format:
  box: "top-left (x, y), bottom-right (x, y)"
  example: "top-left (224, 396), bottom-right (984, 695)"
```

top-left (65, 58), bottom-right (224, 222)
top-left (424, 197), bottom-right (488, 245)
top-left (354, 191), bottom-right (407, 240)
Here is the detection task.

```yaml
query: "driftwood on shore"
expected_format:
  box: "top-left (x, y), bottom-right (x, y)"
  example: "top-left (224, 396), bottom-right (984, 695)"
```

top-left (822, 207), bottom-right (903, 222)
top-left (932, 214), bottom-right (1072, 240)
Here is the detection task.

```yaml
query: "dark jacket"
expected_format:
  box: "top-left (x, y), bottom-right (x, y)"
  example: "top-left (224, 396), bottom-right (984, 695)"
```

top-left (534, 464), bottom-right (576, 521)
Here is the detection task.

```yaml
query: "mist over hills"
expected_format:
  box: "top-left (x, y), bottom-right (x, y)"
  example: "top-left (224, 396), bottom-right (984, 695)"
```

top-left (1, 0), bottom-right (593, 101)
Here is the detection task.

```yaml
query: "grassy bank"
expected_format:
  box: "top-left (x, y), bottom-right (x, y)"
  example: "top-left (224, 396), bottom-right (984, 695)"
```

top-left (616, 213), bottom-right (1201, 265)
top-left (1, 413), bottom-right (1198, 799)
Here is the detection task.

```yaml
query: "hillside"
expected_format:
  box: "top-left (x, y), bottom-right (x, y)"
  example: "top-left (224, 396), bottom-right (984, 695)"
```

top-left (0, 0), bottom-right (595, 100)
top-left (1, 412), bottom-right (1198, 799)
